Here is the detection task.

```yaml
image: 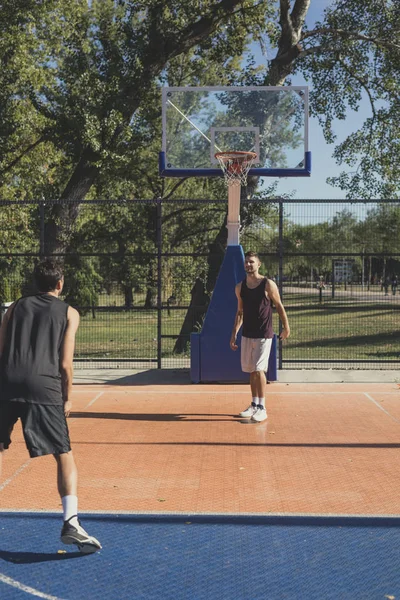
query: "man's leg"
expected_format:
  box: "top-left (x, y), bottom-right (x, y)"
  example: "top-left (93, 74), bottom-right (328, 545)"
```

top-left (54, 451), bottom-right (77, 497)
top-left (251, 371), bottom-right (268, 422)
top-left (239, 338), bottom-right (258, 418)
top-left (250, 372), bottom-right (258, 397)
top-left (55, 451), bottom-right (102, 553)
top-left (253, 370), bottom-right (267, 401)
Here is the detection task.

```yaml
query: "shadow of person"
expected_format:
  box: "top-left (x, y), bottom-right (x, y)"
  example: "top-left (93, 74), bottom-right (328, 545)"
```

top-left (0, 549), bottom-right (85, 564)
top-left (70, 412), bottom-right (238, 422)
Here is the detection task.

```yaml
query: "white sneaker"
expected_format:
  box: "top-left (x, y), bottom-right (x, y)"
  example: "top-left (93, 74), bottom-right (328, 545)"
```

top-left (61, 516), bottom-right (102, 554)
top-left (251, 406), bottom-right (268, 422)
top-left (239, 403), bottom-right (257, 418)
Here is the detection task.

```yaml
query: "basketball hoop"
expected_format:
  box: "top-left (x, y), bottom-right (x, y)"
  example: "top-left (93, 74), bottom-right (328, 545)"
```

top-left (215, 151), bottom-right (257, 187)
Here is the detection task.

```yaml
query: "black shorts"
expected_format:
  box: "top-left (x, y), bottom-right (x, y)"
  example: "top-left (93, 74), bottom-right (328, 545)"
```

top-left (0, 401), bottom-right (71, 458)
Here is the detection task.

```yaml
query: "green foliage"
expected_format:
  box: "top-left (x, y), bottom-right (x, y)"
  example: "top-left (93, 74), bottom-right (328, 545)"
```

top-left (298, 0), bottom-right (400, 198)
top-left (0, 0), bottom-right (399, 316)
top-left (63, 256), bottom-right (103, 314)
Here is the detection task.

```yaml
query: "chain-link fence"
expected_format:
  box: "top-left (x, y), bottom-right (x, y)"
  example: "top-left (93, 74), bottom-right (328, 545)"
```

top-left (0, 199), bottom-right (398, 369)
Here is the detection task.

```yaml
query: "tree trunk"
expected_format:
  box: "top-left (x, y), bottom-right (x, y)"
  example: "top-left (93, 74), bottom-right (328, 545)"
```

top-left (173, 218), bottom-right (228, 353)
top-left (124, 286), bottom-right (133, 308)
top-left (44, 150), bottom-right (99, 255)
top-left (144, 287), bottom-right (156, 308)
top-left (173, 277), bottom-right (209, 354)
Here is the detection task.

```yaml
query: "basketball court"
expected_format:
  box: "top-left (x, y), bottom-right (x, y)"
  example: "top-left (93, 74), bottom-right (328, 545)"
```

top-left (1, 376), bottom-right (400, 599)
top-left (1, 85), bottom-right (399, 599)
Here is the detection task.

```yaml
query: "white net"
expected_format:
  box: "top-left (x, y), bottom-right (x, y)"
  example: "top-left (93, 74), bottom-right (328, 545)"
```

top-left (215, 151), bottom-right (257, 187)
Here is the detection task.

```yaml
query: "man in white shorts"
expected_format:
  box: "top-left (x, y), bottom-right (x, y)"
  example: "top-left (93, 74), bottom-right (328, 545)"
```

top-left (230, 251), bottom-right (290, 422)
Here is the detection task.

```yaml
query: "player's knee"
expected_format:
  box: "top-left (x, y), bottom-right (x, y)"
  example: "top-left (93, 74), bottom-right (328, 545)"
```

top-left (252, 370), bottom-right (264, 378)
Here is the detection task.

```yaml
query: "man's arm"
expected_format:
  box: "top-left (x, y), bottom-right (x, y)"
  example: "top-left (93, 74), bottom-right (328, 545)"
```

top-left (0, 302), bottom-right (16, 360)
top-left (60, 306), bottom-right (80, 416)
top-left (266, 279), bottom-right (290, 340)
top-left (230, 283), bottom-right (243, 351)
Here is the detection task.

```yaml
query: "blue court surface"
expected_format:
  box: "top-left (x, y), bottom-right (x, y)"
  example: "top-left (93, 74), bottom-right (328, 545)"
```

top-left (0, 512), bottom-right (399, 600)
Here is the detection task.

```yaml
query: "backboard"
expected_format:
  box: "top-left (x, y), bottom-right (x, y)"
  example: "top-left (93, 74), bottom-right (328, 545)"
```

top-left (160, 86), bottom-right (311, 178)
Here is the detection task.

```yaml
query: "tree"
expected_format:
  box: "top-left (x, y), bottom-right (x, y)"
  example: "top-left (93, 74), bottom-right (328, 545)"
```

top-left (296, 0), bottom-right (400, 198)
top-left (1, 0), bottom-right (398, 244)
top-left (0, 0), bottom-right (274, 252)
top-left (1, 0), bottom-right (399, 354)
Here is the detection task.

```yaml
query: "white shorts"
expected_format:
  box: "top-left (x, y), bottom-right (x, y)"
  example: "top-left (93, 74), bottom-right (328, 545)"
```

top-left (241, 336), bottom-right (272, 373)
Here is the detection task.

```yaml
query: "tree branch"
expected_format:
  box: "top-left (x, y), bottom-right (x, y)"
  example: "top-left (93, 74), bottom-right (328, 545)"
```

top-left (163, 177), bottom-right (190, 200)
top-left (28, 90), bottom-right (57, 121)
top-left (0, 136), bottom-right (46, 176)
top-left (291, 0), bottom-right (311, 31)
top-left (160, 0), bottom-right (247, 60)
top-left (296, 45), bottom-right (323, 60)
top-left (301, 27), bottom-right (400, 51)
top-left (337, 57), bottom-right (377, 121)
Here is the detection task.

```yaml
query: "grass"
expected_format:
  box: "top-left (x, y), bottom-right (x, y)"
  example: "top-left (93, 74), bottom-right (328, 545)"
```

top-left (284, 304), bottom-right (400, 361)
top-left (74, 301), bottom-right (400, 363)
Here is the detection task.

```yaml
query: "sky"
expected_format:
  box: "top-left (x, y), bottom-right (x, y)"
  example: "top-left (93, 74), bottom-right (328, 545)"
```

top-left (253, 0), bottom-right (372, 200)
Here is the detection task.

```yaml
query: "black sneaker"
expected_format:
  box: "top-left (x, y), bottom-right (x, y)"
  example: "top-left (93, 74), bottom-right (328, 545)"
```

top-left (61, 515), bottom-right (102, 554)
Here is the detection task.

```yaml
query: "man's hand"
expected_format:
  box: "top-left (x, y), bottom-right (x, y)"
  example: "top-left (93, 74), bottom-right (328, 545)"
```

top-left (64, 400), bottom-right (72, 417)
top-left (230, 335), bottom-right (238, 351)
top-left (278, 328), bottom-right (290, 341)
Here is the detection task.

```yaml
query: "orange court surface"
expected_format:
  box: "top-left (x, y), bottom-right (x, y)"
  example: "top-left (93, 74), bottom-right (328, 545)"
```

top-left (1, 378), bottom-right (400, 517)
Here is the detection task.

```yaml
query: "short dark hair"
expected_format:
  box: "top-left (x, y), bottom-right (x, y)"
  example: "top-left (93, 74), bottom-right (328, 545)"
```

top-left (245, 251), bottom-right (260, 260)
top-left (34, 259), bottom-right (64, 292)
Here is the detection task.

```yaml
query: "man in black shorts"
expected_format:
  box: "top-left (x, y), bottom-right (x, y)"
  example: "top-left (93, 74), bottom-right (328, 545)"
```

top-left (230, 251), bottom-right (290, 422)
top-left (0, 259), bottom-right (101, 554)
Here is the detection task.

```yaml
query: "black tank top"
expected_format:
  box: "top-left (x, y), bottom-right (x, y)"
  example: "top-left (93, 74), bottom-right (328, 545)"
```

top-left (240, 278), bottom-right (273, 339)
top-left (1, 294), bottom-right (68, 404)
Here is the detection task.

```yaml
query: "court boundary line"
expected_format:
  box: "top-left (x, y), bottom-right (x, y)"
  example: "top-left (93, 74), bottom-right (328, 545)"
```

top-left (364, 392), bottom-right (400, 425)
top-left (0, 573), bottom-right (64, 600)
top-left (71, 390), bottom-right (399, 395)
top-left (0, 459), bottom-right (32, 493)
top-left (84, 391), bottom-right (104, 408)
top-left (1, 509), bottom-right (400, 518)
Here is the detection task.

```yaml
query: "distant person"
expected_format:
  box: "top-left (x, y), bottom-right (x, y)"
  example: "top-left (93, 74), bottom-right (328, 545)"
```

top-left (230, 251), bottom-right (290, 422)
top-left (391, 275), bottom-right (398, 296)
top-left (384, 277), bottom-right (390, 295)
top-left (0, 259), bottom-right (101, 554)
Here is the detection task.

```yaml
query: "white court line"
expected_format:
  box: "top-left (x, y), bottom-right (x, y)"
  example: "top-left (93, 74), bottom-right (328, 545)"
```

top-left (1, 508), bottom-right (399, 519)
top-left (364, 392), bottom-right (400, 425)
top-left (71, 389), bottom-right (399, 395)
top-left (0, 459), bottom-right (32, 493)
top-left (84, 391), bottom-right (104, 408)
top-left (0, 573), bottom-right (64, 600)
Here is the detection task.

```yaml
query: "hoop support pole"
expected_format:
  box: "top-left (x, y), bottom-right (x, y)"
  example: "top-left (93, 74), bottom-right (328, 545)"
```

top-left (227, 184), bottom-right (241, 246)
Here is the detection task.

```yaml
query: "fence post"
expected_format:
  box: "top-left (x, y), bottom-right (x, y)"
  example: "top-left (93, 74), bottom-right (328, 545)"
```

top-left (278, 199), bottom-right (283, 370)
top-left (156, 198), bottom-right (162, 369)
top-left (39, 202), bottom-right (45, 257)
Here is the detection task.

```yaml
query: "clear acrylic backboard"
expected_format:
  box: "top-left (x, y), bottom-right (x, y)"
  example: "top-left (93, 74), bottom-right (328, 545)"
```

top-left (160, 86), bottom-right (311, 178)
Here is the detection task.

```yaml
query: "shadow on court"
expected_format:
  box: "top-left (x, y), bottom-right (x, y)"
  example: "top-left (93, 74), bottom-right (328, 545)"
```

top-left (0, 549), bottom-right (83, 564)
top-left (76, 369), bottom-right (193, 386)
top-left (70, 411), bottom-right (240, 421)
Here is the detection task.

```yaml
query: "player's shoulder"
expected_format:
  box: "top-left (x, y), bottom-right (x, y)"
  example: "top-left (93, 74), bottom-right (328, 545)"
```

top-left (67, 305), bottom-right (80, 321)
top-left (265, 278), bottom-right (278, 291)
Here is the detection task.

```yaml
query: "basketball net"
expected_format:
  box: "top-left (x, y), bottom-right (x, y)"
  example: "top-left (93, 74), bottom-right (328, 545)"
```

top-left (215, 151), bottom-right (257, 187)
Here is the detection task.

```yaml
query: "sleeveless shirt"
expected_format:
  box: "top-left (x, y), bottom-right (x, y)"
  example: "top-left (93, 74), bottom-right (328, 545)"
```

top-left (240, 278), bottom-right (273, 339)
top-left (1, 294), bottom-right (69, 404)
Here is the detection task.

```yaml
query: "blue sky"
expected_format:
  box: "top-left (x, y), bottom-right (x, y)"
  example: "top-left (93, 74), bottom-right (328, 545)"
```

top-left (254, 0), bottom-right (371, 200)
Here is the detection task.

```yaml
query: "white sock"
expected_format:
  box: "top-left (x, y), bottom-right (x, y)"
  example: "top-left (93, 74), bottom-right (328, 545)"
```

top-left (252, 397), bottom-right (259, 406)
top-left (62, 495), bottom-right (78, 525)
top-left (258, 398), bottom-right (266, 409)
